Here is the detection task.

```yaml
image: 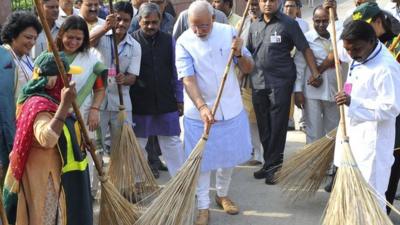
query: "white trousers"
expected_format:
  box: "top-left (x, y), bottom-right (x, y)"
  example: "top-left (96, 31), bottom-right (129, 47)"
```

top-left (137, 136), bottom-right (185, 177)
top-left (304, 98), bottom-right (339, 144)
top-left (250, 122), bottom-right (263, 163)
top-left (197, 167), bottom-right (234, 209)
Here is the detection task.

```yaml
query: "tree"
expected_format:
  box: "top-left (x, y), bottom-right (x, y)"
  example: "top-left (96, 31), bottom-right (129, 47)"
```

top-left (0, 0), bottom-right (12, 24)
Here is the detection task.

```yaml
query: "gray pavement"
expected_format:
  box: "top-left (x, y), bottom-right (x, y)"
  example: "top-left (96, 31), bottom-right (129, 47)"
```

top-left (94, 0), bottom-right (400, 224)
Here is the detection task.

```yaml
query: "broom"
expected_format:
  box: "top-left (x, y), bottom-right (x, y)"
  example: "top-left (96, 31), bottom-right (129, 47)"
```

top-left (105, 0), bottom-right (159, 210)
top-left (275, 128), bottom-right (336, 200)
top-left (321, 8), bottom-right (394, 225)
top-left (33, 0), bottom-right (140, 224)
top-left (133, 2), bottom-right (252, 225)
top-left (389, 33), bottom-right (400, 52)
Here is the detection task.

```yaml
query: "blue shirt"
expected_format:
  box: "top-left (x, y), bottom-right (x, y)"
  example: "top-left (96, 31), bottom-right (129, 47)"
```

top-left (0, 46), bottom-right (16, 166)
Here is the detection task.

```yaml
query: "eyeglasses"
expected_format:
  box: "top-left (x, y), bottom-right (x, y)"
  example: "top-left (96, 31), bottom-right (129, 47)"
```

top-left (190, 24), bottom-right (210, 30)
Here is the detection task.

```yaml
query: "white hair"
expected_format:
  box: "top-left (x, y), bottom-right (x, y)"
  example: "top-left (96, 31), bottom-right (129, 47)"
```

top-left (188, 0), bottom-right (214, 18)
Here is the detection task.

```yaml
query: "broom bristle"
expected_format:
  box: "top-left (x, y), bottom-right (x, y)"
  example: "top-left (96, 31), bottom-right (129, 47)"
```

top-left (108, 109), bottom-right (159, 210)
top-left (275, 128), bottom-right (337, 200)
top-left (99, 178), bottom-right (141, 225)
top-left (134, 137), bottom-right (207, 225)
top-left (322, 139), bottom-right (394, 225)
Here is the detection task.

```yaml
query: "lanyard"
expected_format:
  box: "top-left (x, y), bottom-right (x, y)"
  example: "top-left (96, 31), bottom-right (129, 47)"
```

top-left (110, 38), bottom-right (128, 67)
top-left (21, 56), bottom-right (34, 71)
top-left (349, 43), bottom-right (382, 77)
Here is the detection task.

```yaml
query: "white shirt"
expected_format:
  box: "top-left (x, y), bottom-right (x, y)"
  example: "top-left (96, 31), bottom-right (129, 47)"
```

top-left (176, 22), bottom-right (251, 121)
top-left (327, 19), bottom-right (344, 41)
top-left (295, 17), bottom-right (309, 33)
top-left (56, 7), bottom-right (79, 25)
top-left (334, 42), bottom-right (400, 203)
top-left (294, 29), bottom-right (340, 101)
top-left (31, 23), bottom-right (60, 59)
top-left (92, 28), bottom-right (142, 111)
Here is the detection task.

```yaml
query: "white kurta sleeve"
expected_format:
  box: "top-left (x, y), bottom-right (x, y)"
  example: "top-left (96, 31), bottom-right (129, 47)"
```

top-left (348, 68), bottom-right (400, 122)
top-left (175, 40), bottom-right (195, 79)
top-left (293, 50), bottom-right (306, 92)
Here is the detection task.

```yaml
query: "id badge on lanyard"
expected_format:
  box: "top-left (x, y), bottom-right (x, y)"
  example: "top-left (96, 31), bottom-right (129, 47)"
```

top-left (108, 66), bottom-right (117, 85)
top-left (109, 41), bottom-right (127, 84)
top-left (270, 31), bottom-right (281, 43)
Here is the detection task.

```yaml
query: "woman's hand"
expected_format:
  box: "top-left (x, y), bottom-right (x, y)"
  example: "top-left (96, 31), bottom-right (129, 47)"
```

top-left (60, 81), bottom-right (77, 107)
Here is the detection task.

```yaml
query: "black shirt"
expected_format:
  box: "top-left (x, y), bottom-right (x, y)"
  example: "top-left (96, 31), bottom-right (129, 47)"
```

top-left (247, 11), bottom-right (309, 89)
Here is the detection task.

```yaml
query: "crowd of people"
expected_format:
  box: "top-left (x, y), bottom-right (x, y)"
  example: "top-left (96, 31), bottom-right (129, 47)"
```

top-left (1, 0), bottom-right (400, 224)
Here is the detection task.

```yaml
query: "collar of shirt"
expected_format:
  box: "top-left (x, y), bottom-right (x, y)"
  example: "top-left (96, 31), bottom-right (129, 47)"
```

top-left (353, 41), bottom-right (382, 65)
top-left (307, 29), bottom-right (329, 42)
top-left (139, 29), bottom-right (161, 42)
top-left (228, 10), bottom-right (233, 19)
top-left (59, 7), bottom-right (79, 18)
top-left (257, 10), bottom-right (284, 23)
top-left (105, 31), bottom-right (136, 47)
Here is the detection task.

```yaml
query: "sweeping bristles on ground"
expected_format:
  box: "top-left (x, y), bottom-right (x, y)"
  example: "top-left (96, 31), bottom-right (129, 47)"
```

top-left (133, 2), bottom-right (251, 224)
top-left (108, 107), bottom-right (159, 207)
top-left (134, 135), bottom-right (207, 225)
top-left (106, 0), bottom-right (159, 211)
top-left (322, 138), bottom-right (394, 225)
top-left (99, 176), bottom-right (141, 225)
top-left (33, 1), bottom-right (144, 224)
top-left (322, 8), bottom-right (395, 225)
top-left (276, 128), bottom-right (336, 200)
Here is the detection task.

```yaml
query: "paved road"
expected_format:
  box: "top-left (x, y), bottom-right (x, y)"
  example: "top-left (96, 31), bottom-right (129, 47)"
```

top-left (94, 0), bottom-right (400, 224)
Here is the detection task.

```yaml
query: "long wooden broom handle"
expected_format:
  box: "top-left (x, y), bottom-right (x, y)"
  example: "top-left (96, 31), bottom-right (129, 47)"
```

top-left (33, 0), bottom-right (105, 176)
top-left (205, 0), bottom-right (251, 135)
top-left (108, 0), bottom-right (125, 107)
top-left (389, 33), bottom-right (400, 52)
top-left (329, 8), bottom-right (348, 137)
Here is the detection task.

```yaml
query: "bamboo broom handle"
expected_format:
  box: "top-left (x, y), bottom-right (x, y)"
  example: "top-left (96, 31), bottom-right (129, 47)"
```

top-left (108, 0), bottom-right (125, 107)
top-left (33, 0), bottom-right (105, 176)
top-left (389, 33), bottom-right (400, 52)
top-left (205, 0), bottom-right (251, 135)
top-left (329, 8), bottom-right (348, 137)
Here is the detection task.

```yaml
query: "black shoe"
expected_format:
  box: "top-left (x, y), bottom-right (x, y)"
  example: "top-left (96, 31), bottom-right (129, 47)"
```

top-left (159, 162), bottom-right (168, 171)
top-left (253, 168), bottom-right (269, 179)
top-left (151, 168), bottom-right (160, 179)
top-left (265, 172), bottom-right (276, 185)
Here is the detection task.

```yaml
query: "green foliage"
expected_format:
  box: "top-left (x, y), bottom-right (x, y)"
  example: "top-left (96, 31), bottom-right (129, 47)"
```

top-left (12, 0), bottom-right (34, 11)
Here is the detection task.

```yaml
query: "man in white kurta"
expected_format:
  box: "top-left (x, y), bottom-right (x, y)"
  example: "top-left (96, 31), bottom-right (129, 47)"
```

top-left (334, 20), bottom-right (400, 209)
top-left (175, 1), bottom-right (253, 225)
top-left (294, 6), bottom-right (340, 143)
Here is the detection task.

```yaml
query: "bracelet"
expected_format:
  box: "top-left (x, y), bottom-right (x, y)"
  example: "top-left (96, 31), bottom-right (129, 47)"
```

top-left (54, 117), bottom-right (65, 123)
top-left (90, 106), bottom-right (100, 111)
top-left (198, 104), bottom-right (208, 111)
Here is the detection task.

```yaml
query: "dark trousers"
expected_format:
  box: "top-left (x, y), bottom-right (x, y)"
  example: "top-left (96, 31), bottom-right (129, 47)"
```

top-left (146, 136), bottom-right (162, 170)
top-left (385, 116), bottom-right (400, 214)
top-left (252, 86), bottom-right (292, 171)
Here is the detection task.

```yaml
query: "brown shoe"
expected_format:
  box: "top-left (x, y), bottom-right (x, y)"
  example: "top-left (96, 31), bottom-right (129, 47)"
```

top-left (215, 195), bottom-right (239, 215)
top-left (195, 209), bottom-right (209, 225)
